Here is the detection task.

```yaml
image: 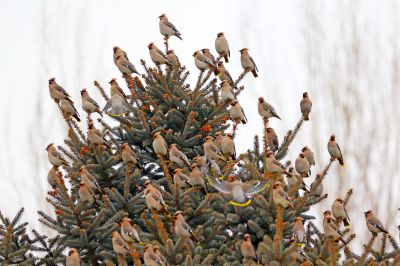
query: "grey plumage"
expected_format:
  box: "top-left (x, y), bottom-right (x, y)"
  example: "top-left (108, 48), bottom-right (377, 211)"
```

top-left (159, 14), bottom-right (182, 40)
top-left (230, 100), bottom-right (247, 124)
top-left (266, 127), bottom-right (279, 152)
top-left (215, 32), bottom-right (230, 63)
top-left (240, 48), bottom-right (258, 77)
top-left (115, 55), bottom-right (138, 75)
top-left (300, 92), bottom-right (312, 120)
top-left (258, 97), bottom-right (281, 120)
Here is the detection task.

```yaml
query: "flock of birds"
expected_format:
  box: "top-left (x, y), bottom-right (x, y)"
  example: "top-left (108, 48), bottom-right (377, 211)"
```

top-left (43, 13), bottom-right (399, 266)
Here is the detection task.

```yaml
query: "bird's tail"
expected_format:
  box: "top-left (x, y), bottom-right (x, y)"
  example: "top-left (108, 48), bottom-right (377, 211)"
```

top-left (73, 114), bottom-right (81, 122)
top-left (338, 157), bottom-right (344, 166)
top-left (251, 69), bottom-right (258, 77)
top-left (224, 55), bottom-right (229, 63)
top-left (229, 199), bottom-right (252, 207)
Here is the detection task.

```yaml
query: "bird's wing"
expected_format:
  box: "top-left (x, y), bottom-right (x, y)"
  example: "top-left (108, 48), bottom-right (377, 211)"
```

top-left (262, 102), bottom-right (275, 114)
top-left (336, 143), bottom-right (343, 159)
top-left (243, 181), bottom-right (270, 197)
top-left (206, 175), bottom-right (231, 194)
top-left (368, 218), bottom-right (386, 233)
top-left (116, 86), bottom-right (126, 98)
top-left (199, 55), bottom-right (214, 66)
top-left (156, 48), bottom-right (168, 59)
top-left (278, 190), bottom-right (291, 202)
top-left (51, 150), bottom-right (66, 161)
top-left (224, 69), bottom-right (234, 83)
top-left (272, 159), bottom-right (284, 169)
top-left (103, 98), bottom-right (112, 112)
top-left (241, 106), bottom-right (248, 122)
top-left (87, 97), bottom-right (100, 108)
top-left (178, 173), bottom-right (190, 183)
top-left (249, 56), bottom-right (258, 71)
top-left (164, 20), bottom-right (180, 33)
top-left (182, 220), bottom-right (194, 234)
top-left (115, 237), bottom-right (129, 249)
top-left (273, 135), bottom-right (279, 148)
top-left (55, 84), bottom-right (70, 97)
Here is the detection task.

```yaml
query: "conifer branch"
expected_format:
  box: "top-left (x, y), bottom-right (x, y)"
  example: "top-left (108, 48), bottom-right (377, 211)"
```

top-left (357, 234), bottom-right (377, 266)
top-left (94, 80), bottom-right (109, 101)
top-left (328, 238), bottom-right (337, 266)
top-left (275, 117), bottom-right (305, 160)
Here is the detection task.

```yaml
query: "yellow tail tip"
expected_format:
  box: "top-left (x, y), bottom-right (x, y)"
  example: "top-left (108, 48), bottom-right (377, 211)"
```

top-left (217, 175), bottom-right (224, 180)
top-left (229, 199), bottom-right (252, 207)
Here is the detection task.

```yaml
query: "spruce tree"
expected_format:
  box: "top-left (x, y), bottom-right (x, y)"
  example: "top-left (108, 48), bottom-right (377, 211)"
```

top-left (1, 15), bottom-right (400, 266)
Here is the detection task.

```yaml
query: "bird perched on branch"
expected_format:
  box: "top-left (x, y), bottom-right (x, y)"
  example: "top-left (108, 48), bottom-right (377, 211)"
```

top-left (240, 48), bottom-right (258, 77)
top-left (78, 182), bottom-right (95, 203)
top-left (103, 79), bottom-right (131, 116)
top-left (46, 143), bottom-right (69, 167)
top-left (112, 231), bottom-right (131, 256)
top-left (113, 46), bottom-right (128, 64)
top-left (48, 77), bottom-right (72, 103)
top-left (221, 133), bottom-right (236, 160)
top-left (143, 180), bottom-right (168, 213)
top-left (174, 211), bottom-right (198, 243)
top-left (300, 92), bottom-right (312, 121)
top-left (144, 244), bottom-right (166, 266)
top-left (88, 123), bottom-right (111, 149)
top-left (66, 248), bottom-right (80, 266)
top-left (285, 167), bottom-right (308, 192)
top-left (301, 146), bottom-right (315, 171)
top-left (120, 217), bottom-right (141, 244)
top-left (80, 89), bottom-right (102, 117)
top-left (193, 51), bottom-right (219, 75)
top-left (217, 61), bottom-right (234, 86)
top-left (173, 168), bottom-right (191, 189)
top-left (328, 135), bottom-right (344, 166)
top-left (148, 42), bottom-right (172, 66)
top-left (115, 55), bottom-right (139, 75)
top-left (59, 99), bottom-right (80, 122)
top-left (189, 163), bottom-right (207, 193)
top-left (230, 100), bottom-right (247, 124)
top-left (153, 245), bottom-right (167, 266)
top-left (265, 151), bottom-right (287, 175)
top-left (47, 166), bottom-right (58, 188)
top-left (266, 127), bottom-right (279, 152)
top-left (109, 78), bottom-right (126, 97)
top-left (153, 132), bottom-right (168, 157)
top-left (292, 217), bottom-right (306, 245)
top-left (215, 32), bottom-right (230, 63)
top-left (159, 14), bottom-right (182, 40)
top-left (201, 48), bottom-right (217, 65)
top-left (258, 97), bottom-right (281, 120)
top-left (240, 233), bottom-right (257, 261)
top-left (207, 175), bottom-right (269, 206)
top-left (121, 143), bottom-right (139, 167)
top-left (332, 198), bottom-right (350, 228)
top-left (220, 80), bottom-right (235, 103)
top-left (295, 152), bottom-right (310, 177)
top-left (214, 132), bottom-right (223, 151)
top-left (79, 166), bottom-right (101, 193)
top-left (324, 217), bottom-right (346, 243)
top-left (203, 136), bottom-right (225, 162)
top-left (167, 50), bottom-right (180, 68)
top-left (272, 181), bottom-right (294, 208)
top-left (364, 210), bottom-right (388, 234)
top-left (169, 143), bottom-right (190, 167)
